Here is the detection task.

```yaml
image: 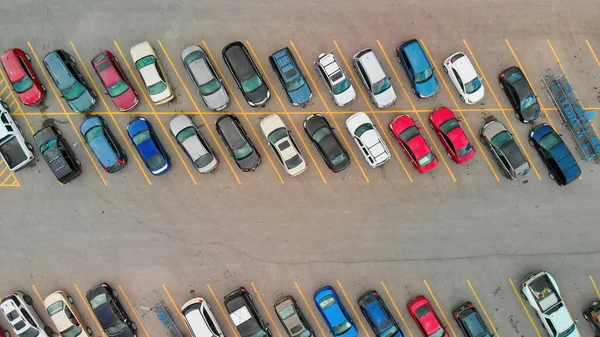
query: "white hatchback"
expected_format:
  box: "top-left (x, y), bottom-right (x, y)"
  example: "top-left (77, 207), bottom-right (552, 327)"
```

top-left (181, 297), bottom-right (224, 337)
top-left (130, 41), bottom-right (174, 105)
top-left (346, 112), bottom-right (390, 167)
top-left (443, 52), bottom-right (484, 104)
top-left (260, 114), bottom-right (307, 176)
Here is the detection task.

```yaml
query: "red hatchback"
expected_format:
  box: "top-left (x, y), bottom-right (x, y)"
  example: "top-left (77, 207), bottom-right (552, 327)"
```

top-left (1, 48), bottom-right (46, 106)
top-left (429, 107), bottom-right (475, 164)
top-left (90, 50), bottom-right (139, 111)
top-left (407, 296), bottom-right (449, 337)
top-left (389, 115), bottom-right (438, 173)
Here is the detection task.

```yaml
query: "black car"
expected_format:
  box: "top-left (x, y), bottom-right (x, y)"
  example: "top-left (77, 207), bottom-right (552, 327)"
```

top-left (303, 114), bottom-right (350, 172)
top-left (43, 49), bottom-right (97, 113)
top-left (216, 114), bottom-right (261, 172)
top-left (358, 290), bottom-right (404, 337)
top-left (452, 302), bottom-right (492, 337)
top-left (222, 42), bottom-right (270, 107)
top-left (583, 301), bottom-right (600, 336)
top-left (33, 125), bottom-right (81, 184)
top-left (499, 66), bottom-right (540, 123)
top-left (86, 283), bottom-right (137, 337)
top-left (224, 287), bottom-right (271, 337)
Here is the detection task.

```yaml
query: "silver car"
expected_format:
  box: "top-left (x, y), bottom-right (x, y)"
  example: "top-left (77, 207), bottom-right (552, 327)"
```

top-left (480, 119), bottom-right (529, 179)
top-left (352, 49), bottom-right (396, 109)
top-left (182, 45), bottom-right (230, 111)
top-left (169, 115), bottom-right (218, 173)
top-left (274, 296), bottom-right (314, 337)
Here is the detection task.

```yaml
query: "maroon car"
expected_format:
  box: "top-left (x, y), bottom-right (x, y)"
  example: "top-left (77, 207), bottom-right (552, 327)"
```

top-left (1, 48), bottom-right (46, 106)
top-left (90, 50), bottom-right (139, 111)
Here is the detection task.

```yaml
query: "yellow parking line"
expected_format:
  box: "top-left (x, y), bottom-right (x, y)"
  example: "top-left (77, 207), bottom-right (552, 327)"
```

top-left (250, 283), bottom-right (283, 337)
top-left (202, 41), bottom-right (285, 184)
top-left (70, 41), bottom-right (153, 186)
top-left (380, 281), bottom-right (414, 337)
top-left (333, 41), bottom-right (413, 182)
top-left (588, 40), bottom-right (600, 67)
top-left (207, 284), bottom-right (240, 337)
top-left (162, 284), bottom-right (192, 336)
top-left (376, 40), bottom-right (456, 182)
top-left (462, 39), bottom-right (541, 181)
top-left (590, 276), bottom-right (600, 297)
top-left (0, 166), bottom-right (8, 177)
top-left (113, 40), bottom-right (198, 185)
top-left (1, 171), bottom-right (15, 185)
top-left (31, 284), bottom-right (44, 304)
top-left (8, 100), bottom-right (16, 107)
top-left (508, 278), bottom-right (542, 337)
top-left (247, 40), bottom-right (327, 183)
top-left (9, 172), bottom-right (20, 186)
top-left (73, 283), bottom-right (103, 333)
top-left (336, 280), bottom-right (371, 337)
top-left (466, 280), bottom-right (499, 337)
top-left (423, 280), bottom-right (456, 337)
top-left (155, 40), bottom-right (241, 185)
top-left (118, 285), bottom-right (150, 337)
top-left (420, 39), bottom-right (500, 181)
top-left (27, 41), bottom-right (108, 186)
top-left (0, 86), bottom-right (8, 96)
top-left (294, 282), bottom-right (326, 337)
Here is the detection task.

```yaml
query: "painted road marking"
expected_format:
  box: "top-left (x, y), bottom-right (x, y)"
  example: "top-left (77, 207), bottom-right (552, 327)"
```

top-left (380, 281), bottom-right (414, 337)
top-left (251, 282), bottom-right (283, 337)
top-left (74, 283), bottom-right (103, 332)
top-left (424, 280), bottom-right (457, 337)
top-left (466, 280), bottom-right (499, 337)
top-left (31, 284), bottom-right (44, 304)
top-left (207, 283), bottom-right (240, 337)
top-left (587, 40), bottom-right (600, 68)
top-left (508, 278), bottom-right (542, 337)
top-left (294, 282), bottom-right (326, 337)
top-left (337, 280), bottom-right (371, 337)
top-left (590, 275), bottom-right (600, 297)
top-left (118, 285), bottom-right (150, 337)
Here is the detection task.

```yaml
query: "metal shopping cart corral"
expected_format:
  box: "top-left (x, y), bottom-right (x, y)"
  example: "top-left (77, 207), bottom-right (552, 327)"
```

top-left (135, 290), bottom-right (185, 337)
top-left (539, 66), bottom-right (600, 163)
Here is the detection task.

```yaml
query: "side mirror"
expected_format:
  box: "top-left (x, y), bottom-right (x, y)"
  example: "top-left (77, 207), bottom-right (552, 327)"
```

top-left (575, 318), bottom-right (579, 323)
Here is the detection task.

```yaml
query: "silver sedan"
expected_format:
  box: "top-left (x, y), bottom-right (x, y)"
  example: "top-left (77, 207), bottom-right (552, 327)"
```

top-left (181, 45), bottom-right (230, 111)
top-left (169, 114), bottom-right (218, 173)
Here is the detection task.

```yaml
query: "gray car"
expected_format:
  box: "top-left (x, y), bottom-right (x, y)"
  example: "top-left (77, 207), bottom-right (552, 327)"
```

top-left (182, 45), bottom-right (230, 111)
top-left (169, 115), bottom-right (218, 173)
top-left (480, 119), bottom-right (530, 179)
top-left (274, 296), bottom-right (314, 337)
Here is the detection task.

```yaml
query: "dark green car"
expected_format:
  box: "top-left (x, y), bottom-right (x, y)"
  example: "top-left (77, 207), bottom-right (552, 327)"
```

top-left (43, 49), bottom-right (97, 113)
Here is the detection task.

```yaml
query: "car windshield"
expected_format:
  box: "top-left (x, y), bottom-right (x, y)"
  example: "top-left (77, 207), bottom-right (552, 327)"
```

top-left (372, 77), bottom-right (391, 95)
top-left (12, 75), bottom-right (34, 93)
top-left (457, 144), bottom-right (474, 157)
top-left (430, 328), bottom-right (446, 337)
top-left (286, 77), bottom-right (305, 92)
top-left (241, 75), bottom-right (262, 93)
top-left (439, 118), bottom-right (460, 134)
top-left (132, 130), bottom-right (151, 145)
top-left (195, 153), bottom-right (214, 168)
top-left (85, 126), bottom-right (104, 143)
top-left (399, 126), bottom-right (419, 142)
top-left (278, 305), bottom-right (295, 320)
top-left (506, 71), bottom-right (524, 83)
top-left (62, 82), bottom-right (86, 100)
top-left (380, 325), bottom-right (398, 337)
top-left (248, 330), bottom-right (267, 337)
top-left (520, 93), bottom-right (537, 110)
top-left (199, 78), bottom-right (221, 96)
top-left (40, 139), bottom-right (57, 154)
top-left (415, 68), bottom-right (433, 84)
top-left (60, 325), bottom-right (83, 337)
top-left (418, 153), bottom-right (435, 167)
top-left (47, 301), bottom-right (64, 316)
top-left (18, 327), bottom-right (39, 337)
top-left (491, 131), bottom-right (512, 148)
top-left (108, 80), bottom-right (130, 97)
top-left (285, 154), bottom-right (303, 169)
top-left (147, 153), bottom-right (165, 169)
top-left (332, 321), bottom-right (352, 335)
top-left (233, 143), bottom-right (254, 160)
top-left (539, 132), bottom-right (562, 150)
top-left (354, 123), bottom-right (373, 137)
top-left (176, 127), bottom-right (196, 143)
top-left (332, 78), bottom-right (351, 95)
top-left (148, 81), bottom-right (167, 95)
top-left (90, 293), bottom-right (108, 309)
top-left (105, 321), bottom-right (128, 336)
top-left (557, 323), bottom-right (576, 337)
top-left (184, 51), bottom-right (203, 64)
top-left (135, 55), bottom-right (155, 69)
top-left (298, 330), bottom-right (311, 337)
top-left (268, 128), bottom-right (288, 144)
top-left (464, 77), bottom-right (482, 94)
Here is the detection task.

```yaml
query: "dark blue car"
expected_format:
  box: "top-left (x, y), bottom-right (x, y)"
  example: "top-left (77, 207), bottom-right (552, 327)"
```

top-left (269, 47), bottom-right (312, 106)
top-left (80, 116), bottom-right (127, 173)
top-left (530, 123), bottom-right (580, 185)
top-left (358, 291), bottom-right (403, 337)
top-left (127, 117), bottom-right (170, 175)
top-left (396, 39), bottom-right (438, 98)
top-left (314, 286), bottom-right (357, 337)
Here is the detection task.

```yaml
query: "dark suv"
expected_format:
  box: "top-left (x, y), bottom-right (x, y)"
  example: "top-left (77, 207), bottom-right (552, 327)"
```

top-left (224, 287), bottom-right (271, 337)
top-left (33, 125), bottom-right (81, 184)
top-left (269, 47), bottom-right (312, 106)
top-left (452, 302), bottom-right (492, 337)
top-left (529, 123), bottom-right (581, 185)
top-left (43, 49), bottom-right (97, 113)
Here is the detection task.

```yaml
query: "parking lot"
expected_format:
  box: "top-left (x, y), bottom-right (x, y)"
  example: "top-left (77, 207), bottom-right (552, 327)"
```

top-left (1, 0), bottom-right (600, 336)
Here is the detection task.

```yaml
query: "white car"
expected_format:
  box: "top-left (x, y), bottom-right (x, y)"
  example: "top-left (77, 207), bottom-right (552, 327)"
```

top-left (130, 41), bottom-right (174, 105)
top-left (169, 115), bottom-right (218, 174)
top-left (315, 53), bottom-right (356, 106)
top-left (353, 49), bottom-right (396, 109)
top-left (1, 291), bottom-right (53, 337)
top-left (181, 297), bottom-right (224, 337)
top-left (0, 100), bottom-right (34, 171)
top-left (346, 112), bottom-right (390, 167)
top-left (443, 52), bottom-right (484, 104)
top-left (260, 114), bottom-right (307, 176)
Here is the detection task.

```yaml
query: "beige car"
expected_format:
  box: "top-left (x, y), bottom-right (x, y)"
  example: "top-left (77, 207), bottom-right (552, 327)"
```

top-left (260, 114), bottom-right (307, 177)
top-left (130, 41), bottom-right (174, 105)
top-left (44, 291), bottom-right (93, 337)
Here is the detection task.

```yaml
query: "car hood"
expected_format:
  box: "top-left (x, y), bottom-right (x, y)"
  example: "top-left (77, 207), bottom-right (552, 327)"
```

top-left (246, 84), bottom-right (269, 106)
top-left (238, 150), bottom-right (261, 171)
top-left (373, 86), bottom-right (396, 108)
top-left (288, 82), bottom-right (312, 105)
top-left (18, 86), bottom-right (43, 105)
top-left (333, 86), bottom-right (356, 106)
top-left (414, 75), bottom-right (438, 97)
top-left (203, 86), bottom-right (229, 110)
top-left (90, 135), bottom-right (118, 168)
top-left (68, 90), bottom-right (96, 112)
top-left (521, 102), bottom-right (541, 121)
top-left (550, 307), bottom-right (577, 336)
top-left (111, 87), bottom-right (138, 110)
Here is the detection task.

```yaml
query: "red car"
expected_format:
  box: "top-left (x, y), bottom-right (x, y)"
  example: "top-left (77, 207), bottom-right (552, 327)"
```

top-left (390, 115), bottom-right (438, 173)
top-left (90, 50), bottom-right (139, 111)
top-left (407, 296), bottom-right (449, 337)
top-left (429, 107), bottom-right (475, 164)
top-left (0, 48), bottom-right (46, 106)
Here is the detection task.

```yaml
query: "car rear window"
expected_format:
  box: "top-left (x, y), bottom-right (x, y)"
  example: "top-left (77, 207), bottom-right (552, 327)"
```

top-left (108, 81), bottom-right (130, 97)
top-left (277, 305), bottom-right (295, 320)
top-left (14, 321), bottom-right (26, 331)
top-left (463, 312), bottom-right (485, 336)
top-left (194, 153), bottom-right (214, 169)
top-left (94, 61), bottom-right (112, 73)
top-left (92, 53), bottom-right (109, 65)
top-left (148, 81), bottom-right (167, 95)
top-left (451, 53), bottom-right (465, 63)
top-left (285, 154), bottom-right (302, 170)
top-left (414, 304), bottom-right (430, 318)
top-left (146, 153), bottom-right (166, 170)
top-left (354, 123), bottom-right (373, 138)
top-left (318, 295), bottom-right (336, 309)
top-left (506, 71), bottom-right (524, 84)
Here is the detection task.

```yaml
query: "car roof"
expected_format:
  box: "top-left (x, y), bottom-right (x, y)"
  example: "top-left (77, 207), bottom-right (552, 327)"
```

top-left (223, 43), bottom-right (253, 79)
top-left (183, 301), bottom-right (214, 337)
top-left (1, 50), bottom-right (26, 81)
top-left (43, 51), bottom-right (74, 88)
top-left (271, 48), bottom-right (299, 81)
top-left (130, 41), bottom-right (155, 62)
top-left (451, 53), bottom-right (477, 81)
top-left (93, 52), bottom-right (122, 87)
top-left (319, 54), bottom-right (341, 76)
top-left (402, 41), bottom-right (430, 72)
top-left (185, 48), bottom-right (214, 85)
top-left (355, 49), bottom-right (385, 83)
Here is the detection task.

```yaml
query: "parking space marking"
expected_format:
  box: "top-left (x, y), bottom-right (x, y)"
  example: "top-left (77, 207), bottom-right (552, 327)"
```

top-left (376, 40), bottom-right (457, 182)
top-left (113, 40), bottom-right (198, 185)
top-left (423, 280), bottom-right (456, 337)
top-left (337, 280), bottom-right (371, 337)
top-left (508, 278), bottom-right (542, 337)
top-left (420, 40), bottom-right (500, 182)
top-left (118, 285), bottom-right (150, 337)
top-left (162, 284), bottom-right (192, 336)
top-left (248, 40), bottom-right (327, 183)
top-left (70, 41), bottom-right (153, 185)
top-left (155, 40), bottom-right (242, 185)
top-left (207, 283), bottom-right (240, 337)
top-left (590, 275), bottom-right (600, 297)
top-left (588, 40), bottom-right (600, 67)
top-left (28, 41), bottom-right (108, 186)
top-left (0, 66), bottom-right (36, 135)
top-left (380, 281), bottom-right (414, 337)
top-left (0, 86), bottom-right (8, 96)
top-left (294, 282), bottom-right (326, 337)
top-left (0, 170), bottom-right (18, 186)
top-left (250, 282), bottom-right (283, 337)
top-left (462, 39), bottom-right (541, 181)
top-left (333, 41), bottom-right (413, 182)
top-left (31, 284), bottom-right (44, 304)
top-left (466, 280), bottom-right (499, 337)
top-left (74, 283), bottom-right (103, 332)
top-left (202, 41), bottom-right (285, 184)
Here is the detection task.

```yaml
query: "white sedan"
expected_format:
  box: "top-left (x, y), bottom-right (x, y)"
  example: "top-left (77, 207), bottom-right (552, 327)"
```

top-left (260, 114), bottom-right (307, 176)
top-left (443, 52), bottom-right (484, 104)
top-left (346, 111), bottom-right (390, 167)
top-left (130, 41), bottom-right (174, 105)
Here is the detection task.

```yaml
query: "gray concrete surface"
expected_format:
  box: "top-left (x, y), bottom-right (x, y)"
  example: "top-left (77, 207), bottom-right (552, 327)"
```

top-left (1, 0), bottom-right (600, 337)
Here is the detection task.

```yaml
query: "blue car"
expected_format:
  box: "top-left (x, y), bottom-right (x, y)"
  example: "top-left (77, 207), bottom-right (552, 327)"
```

top-left (396, 39), bottom-right (438, 98)
top-left (358, 291), bottom-right (403, 337)
top-left (127, 117), bottom-right (171, 175)
top-left (269, 47), bottom-right (312, 106)
top-left (314, 286), bottom-right (357, 337)
top-left (80, 116), bottom-right (127, 173)
top-left (530, 123), bottom-right (580, 185)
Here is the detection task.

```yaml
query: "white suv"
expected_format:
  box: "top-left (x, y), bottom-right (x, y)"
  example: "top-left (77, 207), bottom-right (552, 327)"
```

top-left (181, 297), bottom-right (224, 337)
top-left (352, 49), bottom-right (396, 108)
top-left (1, 291), bottom-right (53, 337)
top-left (346, 112), bottom-right (390, 167)
top-left (315, 53), bottom-right (356, 107)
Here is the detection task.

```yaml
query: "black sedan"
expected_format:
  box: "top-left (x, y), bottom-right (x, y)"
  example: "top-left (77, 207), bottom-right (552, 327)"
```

top-left (499, 66), bottom-right (540, 123)
top-left (86, 283), bottom-right (137, 337)
top-left (303, 114), bottom-right (350, 172)
top-left (216, 114), bottom-right (261, 172)
top-left (224, 287), bottom-right (271, 337)
top-left (452, 302), bottom-right (492, 337)
top-left (583, 300), bottom-right (600, 336)
top-left (222, 41), bottom-right (270, 107)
